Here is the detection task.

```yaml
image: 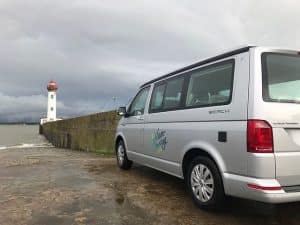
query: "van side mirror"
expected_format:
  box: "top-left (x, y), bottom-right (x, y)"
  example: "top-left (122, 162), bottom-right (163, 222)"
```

top-left (118, 106), bottom-right (127, 116)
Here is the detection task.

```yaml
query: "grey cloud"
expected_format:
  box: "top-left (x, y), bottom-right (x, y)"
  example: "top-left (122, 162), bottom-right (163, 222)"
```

top-left (0, 0), bottom-right (300, 122)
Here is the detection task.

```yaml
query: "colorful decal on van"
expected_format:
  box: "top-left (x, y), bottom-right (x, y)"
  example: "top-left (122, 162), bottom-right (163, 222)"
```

top-left (151, 128), bottom-right (168, 152)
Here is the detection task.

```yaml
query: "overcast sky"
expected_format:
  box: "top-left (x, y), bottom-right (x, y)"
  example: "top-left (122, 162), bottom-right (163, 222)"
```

top-left (0, 0), bottom-right (300, 122)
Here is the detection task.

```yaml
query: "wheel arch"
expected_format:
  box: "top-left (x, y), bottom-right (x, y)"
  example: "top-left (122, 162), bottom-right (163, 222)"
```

top-left (181, 143), bottom-right (226, 179)
top-left (115, 133), bottom-right (127, 152)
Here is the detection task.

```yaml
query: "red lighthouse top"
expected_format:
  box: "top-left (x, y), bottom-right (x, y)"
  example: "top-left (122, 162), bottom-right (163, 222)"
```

top-left (47, 80), bottom-right (58, 91)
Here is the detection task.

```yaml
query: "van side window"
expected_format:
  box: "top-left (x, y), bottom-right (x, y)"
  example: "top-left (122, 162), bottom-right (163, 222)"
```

top-left (150, 84), bottom-right (166, 111)
top-left (163, 77), bottom-right (184, 109)
top-left (128, 87), bottom-right (150, 116)
top-left (185, 60), bottom-right (234, 107)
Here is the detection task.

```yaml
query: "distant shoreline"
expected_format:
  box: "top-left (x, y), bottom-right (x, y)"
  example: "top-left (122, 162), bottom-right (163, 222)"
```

top-left (0, 123), bottom-right (39, 125)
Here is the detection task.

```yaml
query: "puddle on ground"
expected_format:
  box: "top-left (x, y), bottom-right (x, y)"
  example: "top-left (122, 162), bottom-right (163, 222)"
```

top-left (31, 213), bottom-right (73, 225)
top-left (84, 162), bottom-right (117, 175)
top-left (50, 194), bottom-right (158, 225)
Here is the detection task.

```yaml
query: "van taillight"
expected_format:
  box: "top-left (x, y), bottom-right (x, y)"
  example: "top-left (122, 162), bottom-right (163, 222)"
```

top-left (247, 120), bottom-right (273, 153)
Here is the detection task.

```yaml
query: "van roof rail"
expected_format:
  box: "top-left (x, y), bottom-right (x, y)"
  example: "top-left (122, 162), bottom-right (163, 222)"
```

top-left (140, 45), bottom-right (255, 88)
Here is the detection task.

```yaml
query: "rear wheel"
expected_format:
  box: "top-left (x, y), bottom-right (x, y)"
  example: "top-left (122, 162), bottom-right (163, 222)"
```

top-left (186, 156), bottom-right (225, 210)
top-left (116, 140), bottom-right (132, 170)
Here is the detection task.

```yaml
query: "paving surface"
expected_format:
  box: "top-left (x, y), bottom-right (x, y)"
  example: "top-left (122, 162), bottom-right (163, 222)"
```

top-left (1, 147), bottom-right (300, 225)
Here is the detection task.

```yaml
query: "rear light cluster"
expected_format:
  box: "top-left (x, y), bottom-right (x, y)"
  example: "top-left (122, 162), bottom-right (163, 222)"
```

top-left (247, 120), bottom-right (273, 153)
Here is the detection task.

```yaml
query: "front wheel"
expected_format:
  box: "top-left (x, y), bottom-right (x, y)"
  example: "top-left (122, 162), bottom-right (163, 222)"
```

top-left (116, 140), bottom-right (132, 170)
top-left (186, 156), bottom-right (225, 210)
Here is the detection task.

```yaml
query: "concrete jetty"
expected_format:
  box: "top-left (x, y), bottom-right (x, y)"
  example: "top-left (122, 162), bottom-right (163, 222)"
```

top-left (42, 111), bottom-right (119, 155)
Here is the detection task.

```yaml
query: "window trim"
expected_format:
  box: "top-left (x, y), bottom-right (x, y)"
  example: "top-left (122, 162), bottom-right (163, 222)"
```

top-left (148, 59), bottom-right (235, 114)
top-left (161, 75), bottom-right (186, 111)
top-left (261, 52), bottom-right (300, 104)
top-left (184, 59), bottom-right (235, 110)
top-left (127, 86), bottom-right (150, 117)
top-left (149, 83), bottom-right (166, 113)
top-left (149, 73), bottom-right (188, 114)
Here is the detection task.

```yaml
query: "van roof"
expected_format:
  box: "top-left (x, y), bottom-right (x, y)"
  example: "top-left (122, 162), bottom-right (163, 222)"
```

top-left (140, 45), bottom-right (254, 88)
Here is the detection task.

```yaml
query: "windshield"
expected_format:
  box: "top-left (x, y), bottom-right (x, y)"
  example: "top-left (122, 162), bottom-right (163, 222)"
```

top-left (262, 53), bottom-right (300, 103)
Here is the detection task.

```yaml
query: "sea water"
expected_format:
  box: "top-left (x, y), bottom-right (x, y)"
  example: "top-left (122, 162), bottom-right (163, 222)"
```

top-left (0, 125), bottom-right (51, 149)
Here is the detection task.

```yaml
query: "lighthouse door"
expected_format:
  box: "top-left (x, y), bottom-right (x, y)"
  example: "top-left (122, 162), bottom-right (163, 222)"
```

top-left (122, 87), bottom-right (150, 152)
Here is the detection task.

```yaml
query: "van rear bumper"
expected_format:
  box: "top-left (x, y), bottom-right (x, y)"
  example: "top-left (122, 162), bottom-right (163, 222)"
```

top-left (223, 173), bottom-right (300, 203)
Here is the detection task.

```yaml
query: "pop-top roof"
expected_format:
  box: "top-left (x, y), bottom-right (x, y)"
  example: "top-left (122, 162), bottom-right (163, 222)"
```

top-left (140, 46), bottom-right (254, 88)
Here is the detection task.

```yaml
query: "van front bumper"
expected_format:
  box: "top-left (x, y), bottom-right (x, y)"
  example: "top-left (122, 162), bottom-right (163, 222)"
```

top-left (223, 173), bottom-right (300, 203)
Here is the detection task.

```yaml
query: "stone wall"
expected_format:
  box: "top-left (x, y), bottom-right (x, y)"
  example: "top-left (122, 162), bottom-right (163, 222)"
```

top-left (42, 111), bottom-right (120, 155)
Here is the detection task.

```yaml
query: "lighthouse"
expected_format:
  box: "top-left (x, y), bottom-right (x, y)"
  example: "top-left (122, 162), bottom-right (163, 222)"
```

top-left (40, 80), bottom-right (59, 125)
top-left (47, 80), bottom-right (58, 121)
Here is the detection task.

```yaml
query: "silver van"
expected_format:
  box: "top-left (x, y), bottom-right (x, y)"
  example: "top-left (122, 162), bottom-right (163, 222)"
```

top-left (115, 46), bottom-right (300, 210)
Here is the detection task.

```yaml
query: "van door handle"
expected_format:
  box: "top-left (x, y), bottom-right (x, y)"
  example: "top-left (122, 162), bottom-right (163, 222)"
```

top-left (137, 116), bottom-right (144, 121)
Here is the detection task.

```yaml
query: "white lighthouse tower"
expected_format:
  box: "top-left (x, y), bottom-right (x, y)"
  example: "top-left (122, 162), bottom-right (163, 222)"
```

top-left (40, 80), bottom-right (59, 125)
top-left (47, 80), bottom-right (58, 121)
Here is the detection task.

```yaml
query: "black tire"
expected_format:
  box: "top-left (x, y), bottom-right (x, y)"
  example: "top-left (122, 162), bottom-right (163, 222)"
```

top-left (116, 140), bottom-right (133, 170)
top-left (186, 156), bottom-right (225, 210)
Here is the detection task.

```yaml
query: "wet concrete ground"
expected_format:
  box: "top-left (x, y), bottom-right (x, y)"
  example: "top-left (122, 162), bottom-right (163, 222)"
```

top-left (1, 147), bottom-right (300, 225)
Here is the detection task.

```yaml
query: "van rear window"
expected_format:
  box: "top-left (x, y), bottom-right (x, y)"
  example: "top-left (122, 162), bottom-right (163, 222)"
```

top-left (262, 53), bottom-right (300, 103)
